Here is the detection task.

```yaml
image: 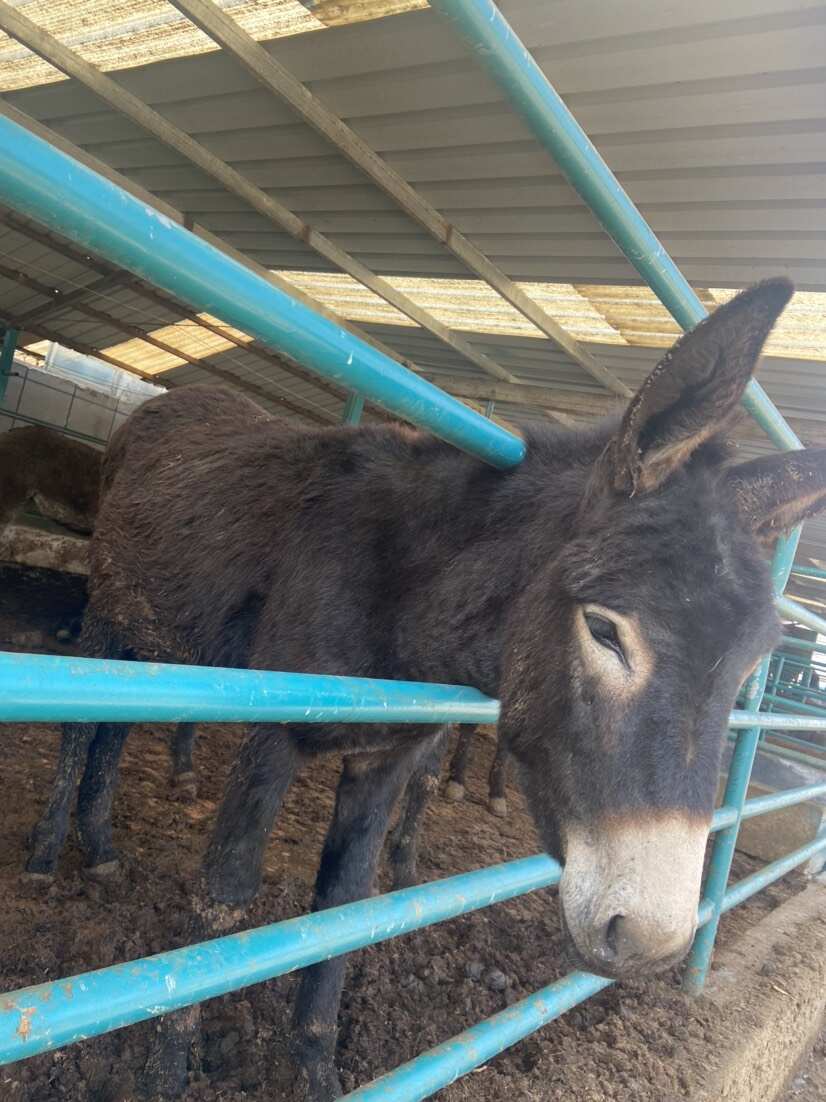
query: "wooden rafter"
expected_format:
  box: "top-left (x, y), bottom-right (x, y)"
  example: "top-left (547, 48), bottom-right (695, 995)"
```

top-left (0, 0), bottom-right (522, 387)
top-left (167, 0), bottom-right (631, 399)
top-left (0, 258), bottom-right (332, 424)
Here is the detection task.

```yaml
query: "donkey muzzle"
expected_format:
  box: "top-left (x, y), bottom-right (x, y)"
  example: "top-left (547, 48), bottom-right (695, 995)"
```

top-left (559, 813), bottom-right (710, 979)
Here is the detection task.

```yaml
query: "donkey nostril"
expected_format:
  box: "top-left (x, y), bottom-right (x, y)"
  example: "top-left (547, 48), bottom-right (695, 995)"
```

top-left (604, 913), bottom-right (624, 958)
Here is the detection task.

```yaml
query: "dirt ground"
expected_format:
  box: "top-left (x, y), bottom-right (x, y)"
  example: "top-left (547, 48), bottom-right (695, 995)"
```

top-left (0, 566), bottom-right (813, 1102)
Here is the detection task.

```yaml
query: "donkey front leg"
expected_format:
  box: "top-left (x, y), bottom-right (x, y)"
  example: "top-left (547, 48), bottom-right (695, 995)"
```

top-left (25, 722), bottom-right (98, 881)
top-left (170, 722), bottom-right (198, 801)
top-left (387, 727), bottom-right (448, 889)
top-left (293, 737), bottom-right (437, 1102)
top-left (445, 724), bottom-right (476, 802)
top-left (144, 725), bottom-right (298, 1099)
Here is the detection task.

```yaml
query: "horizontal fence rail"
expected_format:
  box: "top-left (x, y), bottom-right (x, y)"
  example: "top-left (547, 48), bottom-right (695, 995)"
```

top-left (0, 116), bottom-right (524, 470)
top-left (5, 652), bottom-right (826, 732)
top-left (340, 830), bottom-right (826, 1102)
top-left (3, 794), bottom-right (825, 1074)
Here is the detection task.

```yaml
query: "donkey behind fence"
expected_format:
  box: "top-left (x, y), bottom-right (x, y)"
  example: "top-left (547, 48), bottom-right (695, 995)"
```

top-left (25, 280), bottom-right (826, 1101)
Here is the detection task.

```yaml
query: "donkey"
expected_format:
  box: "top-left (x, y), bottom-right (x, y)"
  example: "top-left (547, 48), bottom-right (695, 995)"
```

top-left (0, 423), bottom-right (101, 534)
top-left (26, 280), bottom-right (826, 1101)
top-left (0, 424), bottom-right (199, 800)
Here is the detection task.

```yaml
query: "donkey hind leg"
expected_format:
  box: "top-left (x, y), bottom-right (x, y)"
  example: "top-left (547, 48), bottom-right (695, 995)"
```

top-left (387, 727), bottom-right (449, 889)
top-left (76, 723), bottom-right (132, 878)
top-left (488, 738), bottom-right (509, 819)
top-left (170, 723), bottom-right (198, 801)
top-left (144, 725), bottom-right (298, 1099)
top-left (445, 724), bottom-right (476, 802)
top-left (24, 615), bottom-right (125, 882)
top-left (293, 735), bottom-right (439, 1102)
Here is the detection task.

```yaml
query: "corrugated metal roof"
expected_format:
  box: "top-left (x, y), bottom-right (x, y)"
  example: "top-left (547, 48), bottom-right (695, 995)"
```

top-left (1, 0), bottom-right (825, 563)
top-left (4, 0), bottom-right (826, 288)
top-left (0, 0), bottom-right (427, 92)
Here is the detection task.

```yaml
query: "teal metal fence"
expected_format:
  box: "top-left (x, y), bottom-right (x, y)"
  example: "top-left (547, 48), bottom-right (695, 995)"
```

top-left (1, 0), bottom-right (825, 1096)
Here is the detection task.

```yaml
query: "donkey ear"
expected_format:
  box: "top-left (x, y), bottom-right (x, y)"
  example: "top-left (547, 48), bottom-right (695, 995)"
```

top-left (604, 279), bottom-right (793, 495)
top-left (726, 449), bottom-right (826, 543)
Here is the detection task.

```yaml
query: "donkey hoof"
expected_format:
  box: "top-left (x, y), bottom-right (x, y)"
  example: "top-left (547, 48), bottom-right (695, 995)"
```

top-left (20, 870), bottom-right (55, 890)
top-left (83, 860), bottom-right (120, 882)
top-left (445, 781), bottom-right (465, 802)
top-left (489, 797), bottom-right (508, 818)
top-left (172, 772), bottom-right (198, 802)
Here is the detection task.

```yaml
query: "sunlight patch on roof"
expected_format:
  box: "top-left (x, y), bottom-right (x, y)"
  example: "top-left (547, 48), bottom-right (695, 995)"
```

top-left (275, 271), bottom-right (826, 362)
top-left (276, 271), bottom-right (625, 345)
top-left (99, 313), bottom-right (253, 375)
top-left (91, 278), bottom-right (826, 379)
top-left (0, 0), bottom-right (426, 94)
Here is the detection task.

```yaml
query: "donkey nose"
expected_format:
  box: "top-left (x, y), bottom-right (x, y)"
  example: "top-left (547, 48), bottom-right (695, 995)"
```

top-left (587, 912), bottom-right (690, 975)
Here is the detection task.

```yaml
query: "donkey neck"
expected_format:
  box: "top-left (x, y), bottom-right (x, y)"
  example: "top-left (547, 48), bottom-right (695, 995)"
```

top-left (384, 423), bottom-right (604, 693)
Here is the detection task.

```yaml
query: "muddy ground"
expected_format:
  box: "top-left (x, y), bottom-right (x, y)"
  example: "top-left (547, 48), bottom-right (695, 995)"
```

top-left (0, 566), bottom-right (813, 1102)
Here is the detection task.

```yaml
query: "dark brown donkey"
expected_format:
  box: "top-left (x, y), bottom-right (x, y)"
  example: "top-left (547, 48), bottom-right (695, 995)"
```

top-left (25, 280), bottom-right (826, 1101)
top-left (0, 424), bottom-right (198, 798)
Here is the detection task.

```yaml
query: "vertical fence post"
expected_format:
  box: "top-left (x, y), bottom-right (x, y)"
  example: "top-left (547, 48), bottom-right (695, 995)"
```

top-left (429, 0), bottom-right (804, 993)
top-left (0, 327), bottom-right (17, 406)
top-left (342, 392), bottom-right (364, 425)
top-left (683, 529), bottom-right (801, 993)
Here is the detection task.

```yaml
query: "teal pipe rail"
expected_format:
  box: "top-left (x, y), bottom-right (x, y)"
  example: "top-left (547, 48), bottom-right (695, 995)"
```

top-left (341, 972), bottom-right (613, 1102)
top-left (763, 693), bottom-right (826, 718)
top-left (791, 565), bottom-right (826, 580)
top-left (8, 650), bottom-right (826, 732)
top-left (685, 528), bottom-right (801, 992)
top-left (0, 651), bottom-right (499, 726)
top-left (777, 595), bottom-right (826, 635)
top-left (341, 829), bottom-right (826, 1102)
top-left (0, 116), bottom-right (523, 469)
top-left (2, 788), bottom-right (822, 1069)
top-left (0, 327), bottom-right (17, 405)
top-left (429, 0), bottom-right (801, 453)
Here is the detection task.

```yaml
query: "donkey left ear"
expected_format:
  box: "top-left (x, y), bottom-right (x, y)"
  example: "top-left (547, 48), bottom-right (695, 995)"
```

top-left (604, 279), bottom-right (793, 495)
top-left (726, 449), bottom-right (826, 543)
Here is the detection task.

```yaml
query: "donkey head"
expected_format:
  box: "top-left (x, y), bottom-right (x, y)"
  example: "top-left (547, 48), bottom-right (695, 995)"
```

top-left (500, 279), bottom-right (826, 980)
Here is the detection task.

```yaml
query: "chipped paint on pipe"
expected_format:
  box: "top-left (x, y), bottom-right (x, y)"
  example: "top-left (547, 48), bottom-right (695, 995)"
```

top-left (341, 833), bottom-right (826, 1102)
top-left (0, 115), bottom-right (524, 469)
top-left (340, 971), bottom-right (612, 1102)
top-left (0, 791), bottom-right (816, 1067)
top-left (0, 651), bottom-right (499, 725)
top-left (0, 856), bottom-right (560, 1064)
top-left (5, 652), bottom-right (826, 730)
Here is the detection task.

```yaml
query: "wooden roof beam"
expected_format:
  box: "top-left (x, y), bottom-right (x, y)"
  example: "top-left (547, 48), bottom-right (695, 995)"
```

top-left (168, 0), bottom-right (630, 399)
top-left (0, 1), bottom-right (520, 388)
top-left (0, 207), bottom-right (347, 412)
top-left (0, 259), bottom-right (330, 424)
top-left (0, 102), bottom-right (448, 422)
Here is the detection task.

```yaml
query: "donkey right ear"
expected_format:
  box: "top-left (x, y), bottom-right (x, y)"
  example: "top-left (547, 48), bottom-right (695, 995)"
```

top-left (601, 279), bottom-right (793, 496)
top-left (726, 449), bottom-right (826, 544)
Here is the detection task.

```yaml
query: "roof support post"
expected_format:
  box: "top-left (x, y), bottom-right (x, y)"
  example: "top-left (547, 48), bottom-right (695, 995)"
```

top-left (341, 392), bottom-right (364, 425)
top-left (0, 326), bottom-right (18, 405)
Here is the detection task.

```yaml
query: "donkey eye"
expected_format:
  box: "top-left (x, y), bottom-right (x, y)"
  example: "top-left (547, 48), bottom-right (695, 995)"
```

top-left (584, 613), bottom-right (625, 662)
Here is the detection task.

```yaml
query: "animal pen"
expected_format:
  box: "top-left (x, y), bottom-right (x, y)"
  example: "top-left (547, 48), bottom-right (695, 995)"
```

top-left (0, 0), bottom-right (825, 1098)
